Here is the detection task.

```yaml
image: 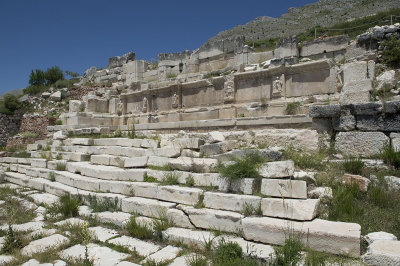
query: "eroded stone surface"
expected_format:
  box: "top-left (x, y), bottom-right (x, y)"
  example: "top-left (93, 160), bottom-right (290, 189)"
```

top-left (22, 234), bottom-right (69, 256)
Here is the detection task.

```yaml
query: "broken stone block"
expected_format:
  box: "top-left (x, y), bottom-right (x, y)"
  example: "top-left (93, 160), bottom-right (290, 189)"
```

top-left (261, 198), bottom-right (319, 221)
top-left (362, 240), bottom-right (400, 265)
top-left (108, 236), bottom-right (160, 257)
top-left (364, 231), bottom-right (398, 245)
top-left (50, 91), bottom-right (62, 102)
top-left (199, 140), bottom-right (238, 156)
top-left (261, 179), bottom-right (307, 199)
top-left (157, 185), bottom-right (202, 205)
top-left (258, 160), bottom-right (295, 178)
top-left (335, 132), bottom-right (389, 157)
top-left (169, 157), bottom-right (218, 173)
top-left (342, 174), bottom-right (370, 191)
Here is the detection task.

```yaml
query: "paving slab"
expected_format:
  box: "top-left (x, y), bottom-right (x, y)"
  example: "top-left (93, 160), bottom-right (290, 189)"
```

top-left (121, 197), bottom-right (176, 218)
top-left (108, 236), bottom-right (160, 256)
top-left (29, 193), bottom-right (60, 206)
top-left (142, 245), bottom-right (181, 263)
top-left (21, 234), bottom-right (69, 256)
top-left (89, 226), bottom-right (119, 242)
top-left (162, 227), bottom-right (216, 249)
top-left (21, 259), bottom-right (67, 266)
top-left (96, 212), bottom-right (131, 228)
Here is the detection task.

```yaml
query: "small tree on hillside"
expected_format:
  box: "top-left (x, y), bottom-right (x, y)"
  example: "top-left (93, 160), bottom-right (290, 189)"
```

top-left (28, 69), bottom-right (45, 86)
top-left (45, 66), bottom-right (64, 85)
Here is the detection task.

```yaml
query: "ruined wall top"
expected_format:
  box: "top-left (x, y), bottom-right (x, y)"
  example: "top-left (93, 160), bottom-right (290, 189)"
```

top-left (108, 52), bottom-right (136, 69)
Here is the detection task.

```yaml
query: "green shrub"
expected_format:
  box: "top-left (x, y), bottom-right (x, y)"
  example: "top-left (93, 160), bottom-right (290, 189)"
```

top-left (127, 123), bottom-right (136, 139)
top-left (45, 66), bottom-right (64, 85)
top-left (304, 249), bottom-right (327, 266)
top-left (285, 102), bottom-right (301, 115)
top-left (218, 153), bottom-right (266, 181)
top-left (185, 175), bottom-right (195, 187)
top-left (56, 162), bottom-right (67, 171)
top-left (55, 154), bottom-right (63, 160)
top-left (381, 37), bottom-right (400, 68)
top-left (20, 131), bottom-right (39, 139)
top-left (272, 229), bottom-right (303, 266)
top-left (143, 173), bottom-right (158, 183)
top-left (342, 158), bottom-right (364, 175)
top-left (126, 216), bottom-right (154, 240)
top-left (211, 239), bottom-right (258, 266)
top-left (23, 84), bottom-right (48, 95)
top-left (54, 79), bottom-right (74, 89)
top-left (283, 148), bottom-right (325, 170)
top-left (88, 195), bottom-right (119, 212)
top-left (241, 202), bottom-right (262, 217)
top-left (185, 254), bottom-right (208, 266)
top-left (166, 73), bottom-right (177, 79)
top-left (29, 69), bottom-right (46, 86)
top-left (12, 151), bottom-right (30, 158)
top-left (1, 224), bottom-right (23, 253)
top-left (48, 194), bottom-right (80, 218)
top-left (160, 172), bottom-right (180, 185)
top-left (329, 183), bottom-right (364, 221)
top-left (55, 119), bottom-right (62, 125)
top-left (0, 94), bottom-right (22, 114)
top-left (381, 146), bottom-right (400, 169)
top-left (152, 209), bottom-right (174, 241)
top-left (49, 172), bottom-right (56, 182)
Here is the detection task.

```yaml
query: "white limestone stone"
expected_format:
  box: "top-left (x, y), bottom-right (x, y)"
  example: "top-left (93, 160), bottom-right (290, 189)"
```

top-left (218, 178), bottom-right (256, 195)
top-left (147, 156), bottom-right (172, 167)
top-left (169, 157), bottom-right (218, 173)
top-left (116, 262), bottom-right (140, 266)
top-left (0, 255), bottom-right (14, 265)
top-left (71, 138), bottom-right (94, 146)
top-left (166, 209), bottom-right (194, 229)
top-left (178, 205), bottom-right (243, 233)
top-left (207, 131), bottom-right (225, 143)
top-left (261, 198), bottom-right (319, 221)
top-left (21, 234), bottom-right (69, 256)
top-left (29, 193), bottom-right (59, 206)
top-left (259, 160), bottom-right (295, 178)
top-left (28, 228), bottom-right (57, 239)
top-left (261, 179), bottom-right (307, 199)
top-left (162, 227), bottom-right (216, 249)
top-left (364, 232), bottom-right (398, 245)
top-left (103, 146), bottom-right (146, 158)
top-left (121, 197), bottom-right (176, 218)
top-left (308, 187), bottom-right (333, 199)
top-left (96, 212), bottom-right (131, 228)
top-left (89, 226), bottom-right (119, 242)
top-left (172, 138), bottom-right (205, 149)
top-left (78, 205), bottom-right (92, 217)
top-left (362, 240), bottom-right (400, 265)
top-left (169, 254), bottom-right (200, 266)
top-left (0, 221), bottom-right (44, 232)
top-left (157, 185), bottom-right (202, 205)
top-left (55, 218), bottom-right (86, 227)
top-left (124, 156), bottom-right (148, 168)
top-left (214, 235), bottom-right (274, 260)
top-left (335, 132), bottom-right (389, 157)
top-left (31, 159), bottom-right (47, 169)
top-left (108, 236), bottom-right (160, 256)
top-left (53, 130), bottom-right (67, 140)
top-left (242, 217), bottom-right (361, 257)
top-left (146, 146), bottom-right (181, 158)
top-left (60, 243), bottom-right (129, 266)
top-left (143, 245), bottom-right (181, 264)
top-left (141, 139), bottom-right (159, 148)
top-left (203, 192), bottom-right (261, 212)
top-left (22, 259), bottom-right (66, 266)
top-left (181, 149), bottom-right (200, 158)
top-left (90, 155), bottom-right (112, 165)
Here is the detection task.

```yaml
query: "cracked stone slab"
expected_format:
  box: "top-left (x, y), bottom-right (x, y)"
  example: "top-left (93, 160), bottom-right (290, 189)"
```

top-left (96, 212), bottom-right (131, 228)
top-left (0, 221), bottom-right (45, 232)
top-left (29, 193), bottom-right (60, 206)
top-left (89, 226), bottom-right (119, 242)
top-left (142, 245), bottom-right (181, 264)
top-left (108, 236), bottom-right (160, 257)
top-left (60, 243), bottom-right (129, 266)
top-left (162, 227), bottom-right (216, 249)
top-left (54, 218), bottom-right (86, 227)
top-left (21, 234), bottom-right (69, 256)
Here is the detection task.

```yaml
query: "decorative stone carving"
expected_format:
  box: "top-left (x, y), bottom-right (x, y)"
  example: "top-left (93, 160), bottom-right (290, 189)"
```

top-left (224, 76), bottom-right (235, 103)
top-left (272, 74), bottom-right (285, 97)
top-left (142, 97), bottom-right (148, 113)
top-left (117, 101), bottom-right (123, 116)
top-left (172, 92), bottom-right (179, 109)
top-left (336, 67), bottom-right (344, 91)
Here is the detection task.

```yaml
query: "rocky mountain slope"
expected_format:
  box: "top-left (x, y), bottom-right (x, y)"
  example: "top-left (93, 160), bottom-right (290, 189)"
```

top-left (206, 0), bottom-right (400, 44)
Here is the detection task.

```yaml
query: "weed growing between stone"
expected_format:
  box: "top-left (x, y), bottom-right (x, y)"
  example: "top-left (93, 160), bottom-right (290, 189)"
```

top-left (55, 162), bottom-right (67, 171)
top-left (272, 229), bottom-right (303, 266)
top-left (218, 153), bottom-right (266, 180)
top-left (46, 194), bottom-right (80, 218)
top-left (160, 172), bottom-right (180, 185)
top-left (126, 216), bottom-right (154, 240)
top-left (88, 195), bottom-right (119, 212)
top-left (282, 148), bottom-right (325, 170)
top-left (342, 158), bottom-right (364, 175)
top-left (380, 145), bottom-right (400, 169)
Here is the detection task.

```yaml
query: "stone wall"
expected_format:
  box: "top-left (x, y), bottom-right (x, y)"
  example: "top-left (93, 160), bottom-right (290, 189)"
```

top-left (0, 113), bottom-right (22, 147)
top-left (310, 101), bottom-right (400, 156)
top-left (69, 87), bottom-right (96, 100)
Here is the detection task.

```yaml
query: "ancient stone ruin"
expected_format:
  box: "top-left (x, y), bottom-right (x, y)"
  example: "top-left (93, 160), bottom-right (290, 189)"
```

top-left (1, 23), bottom-right (400, 265)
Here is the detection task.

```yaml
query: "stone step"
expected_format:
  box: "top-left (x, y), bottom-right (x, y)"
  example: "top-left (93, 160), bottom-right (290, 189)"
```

top-left (169, 157), bottom-right (218, 173)
top-left (261, 179), bottom-right (307, 199)
top-left (242, 217), bottom-right (361, 258)
top-left (0, 157), bottom-right (31, 165)
top-left (121, 197), bottom-right (177, 218)
top-left (91, 154), bottom-right (148, 168)
top-left (260, 198), bottom-right (320, 221)
top-left (108, 236), bottom-right (161, 257)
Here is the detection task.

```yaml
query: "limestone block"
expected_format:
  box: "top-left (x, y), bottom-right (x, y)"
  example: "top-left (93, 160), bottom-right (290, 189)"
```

top-left (362, 240), bottom-right (400, 265)
top-left (50, 91), bottom-right (62, 102)
top-left (21, 234), bottom-right (69, 256)
top-left (157, 185), bottom-right (202, 205)
top-left (384, 176), bottom-right (400, 191)
top-left (71, 138), bottom-right (93, 146)
top-left (108, 236), bottom-right (160, 257)
top-left (162, 227), bottom-right (215, 249)
top-left (147, 156), bottom-right (172, 167)
top-left (343, 61), bottom-right (368, 83)
top-left (29, 193), bottom-right (59, 206)
top-left (78, 164), bottom-right (145, 181)
top-left (31, 159), bottom-right (47, 169)
top-left (335, 132), bottom-right (389, 157)
top-left (181, 149), bottom-right (200, 158)
top-left (53, 130), bottom-right (67, 140)
top-left (392, 138), bottom-right (400, 152)
top-left (69, 100), bottom-right (84, 112)
top-left (141, 139), bottom-right (159, 149)
top-left (259, 160), bottom-right (295, 178)
top-left (55, 217), bottom-right (86, 227)
top-left (103, 146), bottom-right (146, 157)
top-left (199, 140), bottom-right (238, 156)
top-left (121, 197), bottom-right (176, 218)
top-left (91, 155), bottom-right (111, 165)
top-left (94, 138), bottom-right (142, 147)
top-left (203, 192), bottom-right (261, 212)
top-left (207, 131), bottom-right (225, 143)
top-left (60, 243), bottom-right (129, 265)
top-left (242, 217), bottom-right (361, 257)
top-left (89, 226), bottom-right (119, 242)
top-left (27, 144), bottom-right (42, 151)
top-left (254, 129), bottom-right (319, 152)
top-left (178, 205), bottom-right (243, 233)
top-left (309, 105), bottom-right (341, 118)
top-left (124, 156), bottom-right (148, 168)
top-left (169, 157), bottom-right (218, 173)
top-left (0, 221), bottom-right (44, 233)
top-left (342, 174), bottom-right (370, 191)
top-left (166, 209), bottom-right (194, 229)
top-left (96, 212), bottom-right (131, 228)
top-left (0, 255), bottom-right (14, 265)
top-left (173, 138), bottom-right (205, 149)
top-left (143, 246), bottom-right (181, 264)
top-left (365, 232), bottom-right (398, 245)
top-left (261, 198), bottom-right (319, 221)
top-left (261, 179), bottom-right (307, 199)
top-left (333, 115), bottom-right (356, 131)
top-left (212, 148), bottom-right (282, 163)
top-left (308, 187), bottom-right (333, 199)
top-left (146, 147), bottom-right (181, 158)
top-left (339, 91), bottom-right (370, 105)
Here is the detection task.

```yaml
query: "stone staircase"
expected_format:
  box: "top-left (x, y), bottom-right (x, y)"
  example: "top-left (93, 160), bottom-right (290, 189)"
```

top-left (0, 132), bottom-right (362, 259)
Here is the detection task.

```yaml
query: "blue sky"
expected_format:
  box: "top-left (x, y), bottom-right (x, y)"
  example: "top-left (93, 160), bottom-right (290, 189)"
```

top-left (0, 0), bottom-right (316, 94)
